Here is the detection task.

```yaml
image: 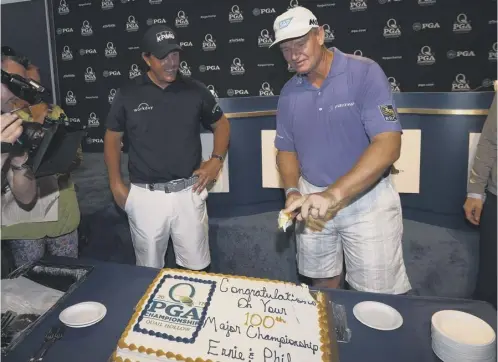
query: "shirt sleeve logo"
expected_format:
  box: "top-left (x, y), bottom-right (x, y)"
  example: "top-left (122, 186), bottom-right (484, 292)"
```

top-left (378, 105), bottom-right (398, 122)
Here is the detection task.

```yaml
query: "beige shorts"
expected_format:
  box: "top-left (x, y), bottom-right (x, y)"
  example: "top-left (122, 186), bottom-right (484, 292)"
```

top-left (296, 176), bottom-right (411, 294)
top-left (125, 184), bottom-right (210, 270)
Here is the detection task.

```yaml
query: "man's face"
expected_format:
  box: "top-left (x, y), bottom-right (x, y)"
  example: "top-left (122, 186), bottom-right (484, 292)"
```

top-left (143, 51), bottom-right (180, 83)
top-left (1, 58), bottom-right (28, 111)
top-left (279, 28), bottom-right (325, 74)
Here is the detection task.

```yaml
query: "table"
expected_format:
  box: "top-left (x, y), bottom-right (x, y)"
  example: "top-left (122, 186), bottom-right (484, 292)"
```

top-left (3, 257), bottom-right (496, 362)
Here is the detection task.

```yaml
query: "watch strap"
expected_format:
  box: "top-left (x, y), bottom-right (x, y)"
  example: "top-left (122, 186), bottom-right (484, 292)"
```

top-left (211, 154), bottom-right (224, 162)
top-left (285, 187), bottom-right (300, 197)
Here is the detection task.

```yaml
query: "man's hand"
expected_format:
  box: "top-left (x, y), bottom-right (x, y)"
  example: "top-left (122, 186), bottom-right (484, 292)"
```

top-left (285, 190), bottom-right (302, 217)
top-left (284, 188), bottom-right (345, 222)
top-left (464, 197), bottom-right (484, 225)
top-left (111, 182), bottom-right (130, 210)
top-left (192, 158), bottom-right (222, 194)
top-left (1, 113), bottom-right (23, 145)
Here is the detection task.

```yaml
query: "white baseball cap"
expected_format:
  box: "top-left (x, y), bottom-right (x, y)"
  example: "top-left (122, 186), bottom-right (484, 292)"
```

top-left (270, 6), bottom-right (319, 48)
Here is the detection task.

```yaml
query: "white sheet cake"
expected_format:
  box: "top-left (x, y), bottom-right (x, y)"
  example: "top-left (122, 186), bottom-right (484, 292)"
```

top-left (113, 269), bottom-right (332, 362)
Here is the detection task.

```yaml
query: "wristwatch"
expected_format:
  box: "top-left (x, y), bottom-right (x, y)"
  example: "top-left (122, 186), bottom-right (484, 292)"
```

top-left (211, 154), bottom-right (224, 162)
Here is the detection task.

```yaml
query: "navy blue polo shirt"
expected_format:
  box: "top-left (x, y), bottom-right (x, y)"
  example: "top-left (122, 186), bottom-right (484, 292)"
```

top-left (106, 73), bottom-right (223, 183)
top-left (275, 47), bottom-right (402, 187)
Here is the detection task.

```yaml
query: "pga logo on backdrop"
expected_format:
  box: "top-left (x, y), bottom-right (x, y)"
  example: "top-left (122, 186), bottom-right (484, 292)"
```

top-left (489, 43), bottom-right (497, 61)
top-left (227, 89), bottom-right (249, 96)
top-left (87, 112), bottom-right (100, 127)
top-left (179, 61), bottom-right (192, 76)
top-left (417, 46), bottom-right (436, 66)
top-left (105, 42), bottom-right (118, 58)
top-left (259, 82), bottom-right (274, 96)
top-left (452, 74), bottom-right (470, 92)
top-left (175, 11), bottom-right (189, 28)
top-left (230, 58), bottom-right (245, 75)
top-left (229, 5), bottom-right (244, 23)
top-left (58, 0), bottom-right (69, 15)
top-left (65, 91), bottom-right (77, 106)
top-left (61, 46), bottom-right (73, 61)
top-left (350, 0), bottom-right (367, 12)
top-left (252, 7), bottom-right (276, 16)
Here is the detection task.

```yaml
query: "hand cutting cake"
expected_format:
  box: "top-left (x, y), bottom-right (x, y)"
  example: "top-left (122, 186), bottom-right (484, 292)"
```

top-left (278, 210), bottom-right (293, 231)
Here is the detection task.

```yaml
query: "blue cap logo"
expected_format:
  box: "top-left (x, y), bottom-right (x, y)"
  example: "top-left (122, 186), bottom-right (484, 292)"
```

top-left (279, 17), bottom-right (293, 29)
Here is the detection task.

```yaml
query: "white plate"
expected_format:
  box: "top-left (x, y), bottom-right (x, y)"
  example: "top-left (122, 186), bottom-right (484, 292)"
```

top-left (59, 302), bottom-right (107, 327)
top-left (64, 314), bottom-right (106, 328)
top-left (353, 301), bottom-right (403, 331)
top-left (432, 310), bottom-right (496, 347)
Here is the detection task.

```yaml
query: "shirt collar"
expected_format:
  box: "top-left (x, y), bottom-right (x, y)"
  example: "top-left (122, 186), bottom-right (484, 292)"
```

top-left (327, 47), bottom-right (347, 78)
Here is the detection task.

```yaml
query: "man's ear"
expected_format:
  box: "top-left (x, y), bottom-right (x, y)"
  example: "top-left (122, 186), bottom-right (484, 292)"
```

top-left (141, 53), bottom-right (151, 67)
top-left (317, 27), bottom-right (325, 47)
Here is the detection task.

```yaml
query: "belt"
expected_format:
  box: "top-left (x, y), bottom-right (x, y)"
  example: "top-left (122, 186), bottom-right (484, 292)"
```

top-left (134, 176), bottom-right (199, 193)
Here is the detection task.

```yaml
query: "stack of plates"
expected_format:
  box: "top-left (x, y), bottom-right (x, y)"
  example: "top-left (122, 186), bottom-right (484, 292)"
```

top-left (59, 302), bottom-right (107, 328)
top-left (431, 310), bottom-right (496, 362)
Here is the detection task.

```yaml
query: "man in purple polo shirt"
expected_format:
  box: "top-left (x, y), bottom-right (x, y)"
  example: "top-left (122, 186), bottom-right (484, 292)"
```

top-left (272, 6), bottom-right (411, 294)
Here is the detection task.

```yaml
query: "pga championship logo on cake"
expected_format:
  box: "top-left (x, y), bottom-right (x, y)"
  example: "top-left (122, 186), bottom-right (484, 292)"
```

top-left (145, 283), bottom-right (203, 327)
top-left (135, 276), bottom-right (216, 342)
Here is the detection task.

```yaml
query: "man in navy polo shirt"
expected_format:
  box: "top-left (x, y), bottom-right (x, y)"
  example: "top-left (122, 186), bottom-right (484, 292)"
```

top-left (104, 25), bottom-right (230, 270)
top-left (272, 7), bottom-right (411, 294)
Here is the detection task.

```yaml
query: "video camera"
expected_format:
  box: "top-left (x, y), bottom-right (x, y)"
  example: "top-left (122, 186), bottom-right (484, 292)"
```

top-left (1, 68), bottom-right (86, 177)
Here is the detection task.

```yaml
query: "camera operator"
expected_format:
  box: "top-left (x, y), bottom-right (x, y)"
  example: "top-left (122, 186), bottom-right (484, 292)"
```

top-left (1, 111), bottom-right (37, 205)
top-left (1, 49), bottom-right (80, 268)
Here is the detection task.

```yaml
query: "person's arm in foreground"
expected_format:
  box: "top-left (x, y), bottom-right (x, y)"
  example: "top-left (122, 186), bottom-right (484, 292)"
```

top-left (464, 94), bottom-right (497, 225)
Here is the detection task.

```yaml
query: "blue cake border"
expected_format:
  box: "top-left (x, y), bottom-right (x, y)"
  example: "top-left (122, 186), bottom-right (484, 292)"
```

top-left (132, 274), bottom-right (216, 344)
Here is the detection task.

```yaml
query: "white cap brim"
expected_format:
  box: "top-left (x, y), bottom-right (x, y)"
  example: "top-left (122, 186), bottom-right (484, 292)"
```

top-left (269, 26), bottom-right (314, 48)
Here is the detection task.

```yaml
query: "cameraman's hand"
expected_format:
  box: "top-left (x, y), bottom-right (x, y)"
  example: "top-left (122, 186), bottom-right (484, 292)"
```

top-left (1, 113), bottom-right (23, 146)
top-left (111, 181), bottom-right (130, 210)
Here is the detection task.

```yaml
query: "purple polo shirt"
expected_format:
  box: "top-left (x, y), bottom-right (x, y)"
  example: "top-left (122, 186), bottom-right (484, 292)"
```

top-left (275, 47), bottom-right (402, 187)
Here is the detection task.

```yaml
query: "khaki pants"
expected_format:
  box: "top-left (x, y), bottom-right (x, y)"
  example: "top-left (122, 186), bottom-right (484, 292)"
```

top-left (125, 184), bottom-right (210, 270)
